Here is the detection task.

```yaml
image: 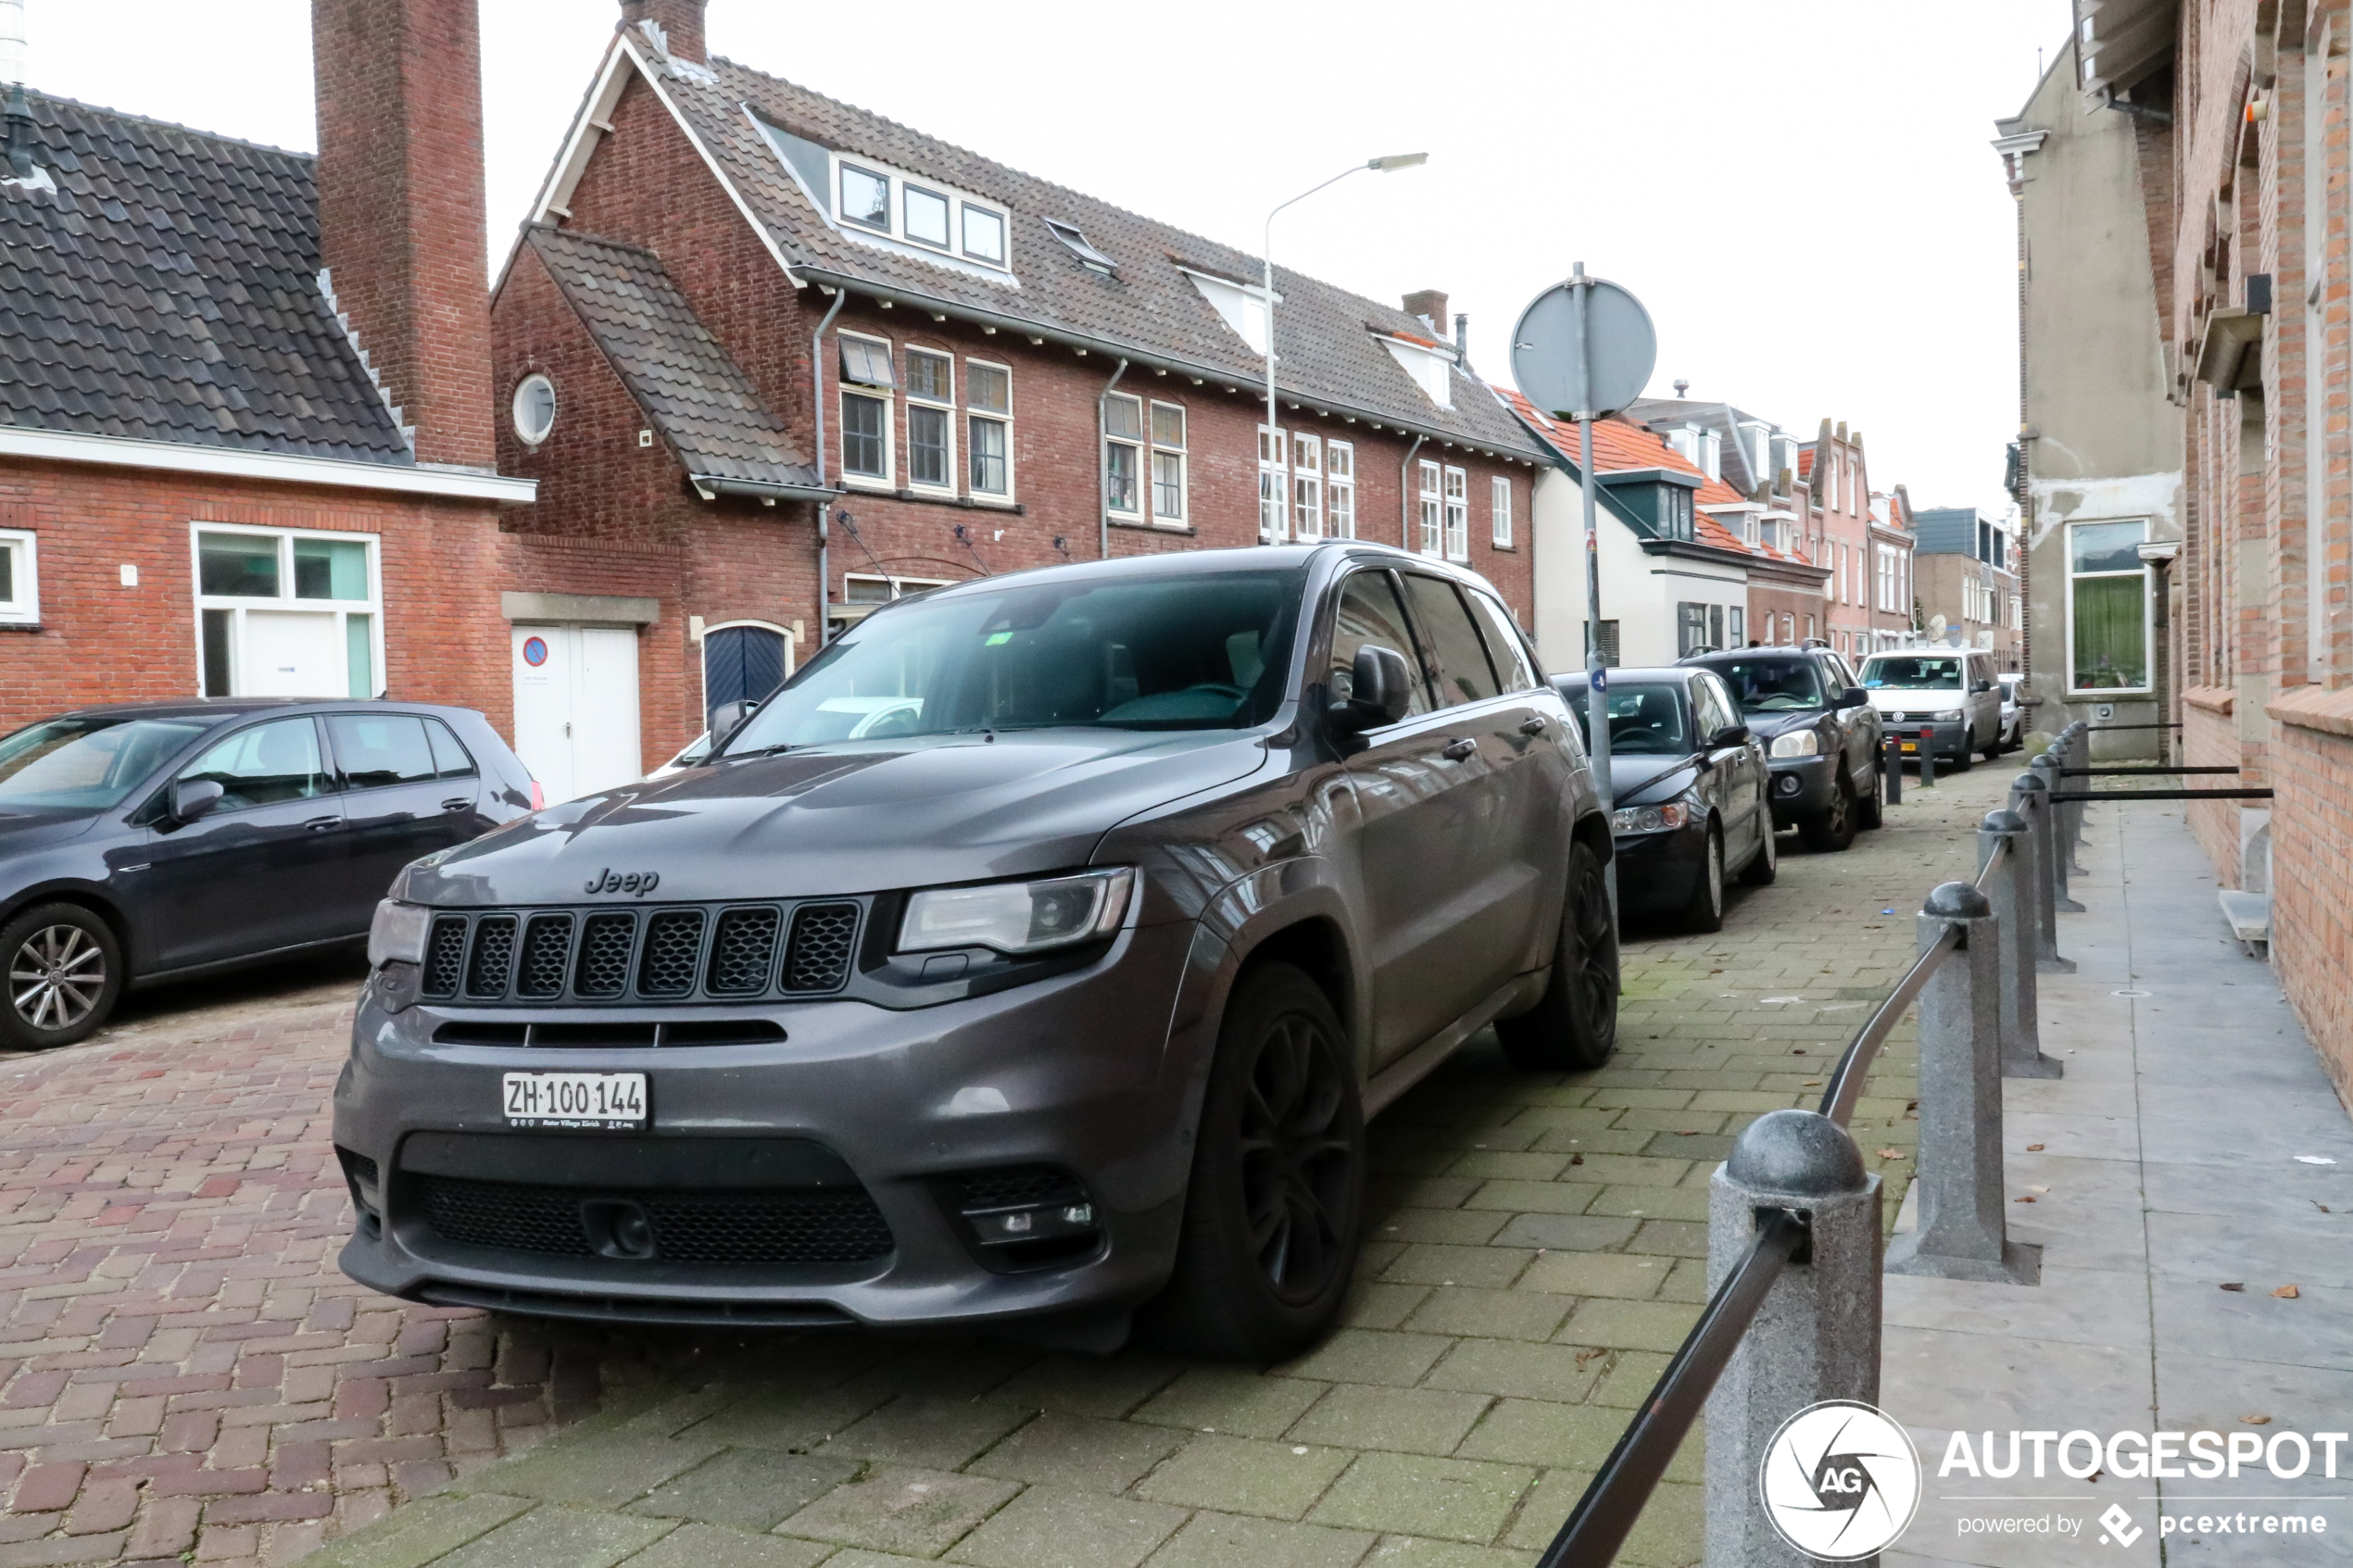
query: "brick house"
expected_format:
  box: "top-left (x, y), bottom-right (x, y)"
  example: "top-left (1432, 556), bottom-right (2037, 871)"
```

top-left (1869, 484), bottom-right (1924, 651)
top-left (0, 0), bottom-right (535, 734)
top-left (489, 0), bottom-right (1550, 781)
top-left (1910, 506), bottom-right (2021, 671)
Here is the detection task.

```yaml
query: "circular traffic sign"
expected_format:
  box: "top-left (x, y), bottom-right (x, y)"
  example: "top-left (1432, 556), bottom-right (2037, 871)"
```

top-left (522, 636), bottom-right (549, 668)
top-left (1511, 275), bottom-right (1657, 420)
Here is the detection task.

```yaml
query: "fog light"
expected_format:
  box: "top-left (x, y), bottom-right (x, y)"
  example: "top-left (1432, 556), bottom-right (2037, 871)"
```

top-left (582, 1198), bottom-right (659, 1261)
top-left (950, 1168), bottom-right (1104, 1271)
top-left (1776, 775), bottom-right (1803, 796)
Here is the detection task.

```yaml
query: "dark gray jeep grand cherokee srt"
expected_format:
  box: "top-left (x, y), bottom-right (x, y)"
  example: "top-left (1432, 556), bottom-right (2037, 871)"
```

top-left (336, 545), bottom-right (1617, 1359)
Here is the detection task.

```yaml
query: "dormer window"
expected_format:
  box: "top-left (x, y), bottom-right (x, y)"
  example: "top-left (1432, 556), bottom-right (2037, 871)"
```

top-left (962, 205), bottom-right (1007, 266)
top-left (840, 164), bottom-right (890, 231)
top-left (904, 185), bottom-right (950, 249)
top-left (1044, 219), bottom-right (1116, 273)
top-left (756, 120), bottom-right (1014, 275)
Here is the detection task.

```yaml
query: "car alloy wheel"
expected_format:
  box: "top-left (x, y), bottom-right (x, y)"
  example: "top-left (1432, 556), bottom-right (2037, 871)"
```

top-left (1237, 1009), bottom-right (1356, 1304)
top-left (10, 922), bottom-right (106, 1031)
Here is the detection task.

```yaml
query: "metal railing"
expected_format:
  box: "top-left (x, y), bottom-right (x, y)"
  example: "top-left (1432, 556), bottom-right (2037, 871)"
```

top-left (1531, 724), bottom-right (2090, 1566)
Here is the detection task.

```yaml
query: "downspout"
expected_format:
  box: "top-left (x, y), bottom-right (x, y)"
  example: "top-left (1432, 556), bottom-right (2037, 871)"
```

top-left (1097, 358), bottom-right (1128, 558)
top-left (1399, 433), bottom-right (1426, 551)
top-left (810, 288), bottom-right (847, 646)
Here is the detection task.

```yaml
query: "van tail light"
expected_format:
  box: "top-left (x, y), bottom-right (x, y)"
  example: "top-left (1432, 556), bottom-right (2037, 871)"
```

top-left (529, 781), bottom-right (546, 810)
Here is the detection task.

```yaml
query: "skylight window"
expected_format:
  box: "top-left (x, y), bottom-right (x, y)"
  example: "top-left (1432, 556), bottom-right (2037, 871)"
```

top-left (1044, 219), bottom-right (1116, 273)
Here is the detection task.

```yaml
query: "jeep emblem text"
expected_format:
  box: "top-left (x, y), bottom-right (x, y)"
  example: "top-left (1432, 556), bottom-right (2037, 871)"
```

top-left (585, 868), bottom-right (660, 897)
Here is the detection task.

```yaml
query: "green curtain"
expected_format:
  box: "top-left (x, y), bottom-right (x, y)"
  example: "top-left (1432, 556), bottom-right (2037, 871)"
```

top-left (2072, 575), bottom-right (2146, 689)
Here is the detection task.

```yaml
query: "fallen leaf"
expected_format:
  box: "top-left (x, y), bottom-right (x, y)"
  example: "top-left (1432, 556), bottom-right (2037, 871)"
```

top-left (1792, 1048), bottom-right (1806, 1055)
top-left (2220, 1282), bottom-right (2246, 1292)
top-left (2318, 1203), bottom-right (2333, 1214)
top-left (2274, 1284), bottom-right (2301, 1298)
top-left (1568, 1153), bottom-right (1584, 1166)
top-left (2026, 1143), bottom-right (2046, 1151)
top-left (1674, 1130), bottom-right (1699, 1136)
top-left (2015, 1195), bottom-right (2037, 1203)
top-left (1575, 1348), bottom-right (1605, 1369)
top-left (2242, 1414), bottom-right (2273, 1425)
top-left (1877, 1148), bottom-right (1906, 1160)
top-left (1803, 1080), bottom-right (1822, 1087)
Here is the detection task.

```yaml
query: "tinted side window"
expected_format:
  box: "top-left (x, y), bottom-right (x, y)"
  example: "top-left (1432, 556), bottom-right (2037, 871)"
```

top-left (1401, 575), bottom-right (1501, 709)
top-left (1466, 590), bottom-right (1538, 693)
top-left (423, 718), bottom-right (478, 779)
top-left (179, 718), bottom-right (334, 809)
top-left (1327, 571), bottom-right (1431, 718)
top-left (1692, 677), bottom-right (1733, 740)
top-left (327, 714), bottom-right (437, 790)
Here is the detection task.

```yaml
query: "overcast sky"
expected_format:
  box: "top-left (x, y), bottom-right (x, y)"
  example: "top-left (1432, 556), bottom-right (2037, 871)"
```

top-left (27, 0), bottom-right (2070, 517)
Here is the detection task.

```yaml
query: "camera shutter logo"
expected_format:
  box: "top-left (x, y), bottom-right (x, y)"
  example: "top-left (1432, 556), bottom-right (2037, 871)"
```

top-left (1758, 1399), bottom-right (1921, 1560)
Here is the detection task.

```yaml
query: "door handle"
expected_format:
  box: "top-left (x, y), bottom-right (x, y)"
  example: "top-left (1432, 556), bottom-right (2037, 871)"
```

top-left (442, 797), bottom-right (472, 812)
top-left (303, 815), bottom-right (339, 832)
top-left (1518, 716), bottom-right (1548, 736)
top-left (1441, 738), bottom-right (1478, 761)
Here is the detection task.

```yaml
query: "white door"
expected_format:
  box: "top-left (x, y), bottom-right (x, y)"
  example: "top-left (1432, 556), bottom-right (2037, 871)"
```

top-left (511, 625), bottom-right (644, 803)
top-left (241, 610), bottom-right (344, 696)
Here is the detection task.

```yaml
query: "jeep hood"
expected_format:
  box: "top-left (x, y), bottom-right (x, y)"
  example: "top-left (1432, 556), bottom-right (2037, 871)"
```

top-left (405, 729), bottom-right (1271, 907)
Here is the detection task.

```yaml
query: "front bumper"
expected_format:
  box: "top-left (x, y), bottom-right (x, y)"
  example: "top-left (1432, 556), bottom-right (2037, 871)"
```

top-left (1611, 825), bottom-right (1706, 913)
top-left (1765, 756), bottom-right (1837, 825)
top-left (1883, 719), bottom-right (1967, 760)
top-left (333, 920), bottom-right (1205, 1331)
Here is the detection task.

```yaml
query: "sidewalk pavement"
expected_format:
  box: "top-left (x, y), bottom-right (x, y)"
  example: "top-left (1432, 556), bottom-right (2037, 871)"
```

top-left (1885, 796), bottom-right (2353, 1566)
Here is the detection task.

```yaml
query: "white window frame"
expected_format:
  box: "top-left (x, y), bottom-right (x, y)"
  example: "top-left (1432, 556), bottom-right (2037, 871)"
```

top-left (965, 358), bottom-right (1015, 504)
top-left (1103, 391), bottom-right (1144, 521)
top-left (1327, 440), bottom-right (1355, 538)
top-left (1442, 465), bottom-right (1469, 562)
top-left (1491, 474), bottom-right (1513, 547)
top-left (817, 151), bottom-right (1012, 274)
top-left (902, 346), bottom-right (957, 495)
top-left (1292, 432), bottom-right (1323, 541)
top-left (1259, 426), bottom-right (1289, 543)
top-left (837, 331), bottom-right (895, 489)
top-left (189, 523), bottom-right (384, 698)
top-left (835, 572), bottom-right (954, 630)
top-left (1150, 401), bottom-right (1188, 526)
top-left (1417, 458), bottom-right (1443, 557)
top-left (0, 528), bottom-right (35, 625)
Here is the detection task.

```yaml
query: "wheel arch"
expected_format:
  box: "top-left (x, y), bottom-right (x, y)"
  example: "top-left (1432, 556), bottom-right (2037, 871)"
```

top-left (2, 883), bottom-right (135, 965)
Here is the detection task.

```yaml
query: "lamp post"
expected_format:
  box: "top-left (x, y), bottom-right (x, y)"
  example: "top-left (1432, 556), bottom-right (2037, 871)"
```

top-left (1262, 154), bottom-right (1428, 446)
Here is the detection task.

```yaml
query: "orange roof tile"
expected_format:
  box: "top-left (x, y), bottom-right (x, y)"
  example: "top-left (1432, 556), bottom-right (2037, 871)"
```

top-left (1500, 389), bottom-right (1761, 559)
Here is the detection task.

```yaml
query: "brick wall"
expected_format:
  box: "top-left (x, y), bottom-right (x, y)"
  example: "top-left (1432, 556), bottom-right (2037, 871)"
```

top-left (2182, 687), bottom-right (2241, 884)
top-left (2270, 693), bottom-right (2353, 1105)
top-left (0, 468), bottom-right (511, 734)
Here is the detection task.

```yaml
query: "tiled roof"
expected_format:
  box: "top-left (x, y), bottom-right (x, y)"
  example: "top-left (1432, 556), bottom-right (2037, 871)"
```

top-left (620, 43), bottom-right (1545, 462)
top-left (526, 226), bottom-right (818, 491)
top-left (1796, 446), bottom-right (1815, 479)
top-left (0, 91), bottom-right (411, 463)
top-left (1619, 397), bottom-right (1776, 494)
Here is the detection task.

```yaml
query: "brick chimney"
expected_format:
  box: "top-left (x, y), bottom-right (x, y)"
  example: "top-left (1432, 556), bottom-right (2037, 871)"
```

top-left (620, 0), bottom-right (707, 63)
top-left (1402, 289), bottom-right (1448, 336)
top-left (312, 0), bottom-right (495, 470)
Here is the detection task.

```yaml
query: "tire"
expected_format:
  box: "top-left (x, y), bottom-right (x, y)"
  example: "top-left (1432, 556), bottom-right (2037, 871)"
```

top-left (1740, 808), bottom-right (1780, 885)
top-left (1797, 773), bottom-right (1857, 853)
top-left (2, 902), bottom-right (124, 1051)
top-left (1151, 961), bottom-right (1365, 1361)
top-left (1983, 730), bottom-right (2005, 764)
top-left (1947, 733), bottom-right (1975, 772)
top-left (1854, 757), bottom-right (1884, 831)
top-left (1679, 827), bottom-right (1725, 934)
top-left (1496, 840), bottom-right (1619, 1073)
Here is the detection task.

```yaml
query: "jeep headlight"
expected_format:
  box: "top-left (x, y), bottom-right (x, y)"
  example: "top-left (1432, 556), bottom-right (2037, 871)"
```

top-left (367, 899), bottom-right (432, 968)
top-left (899, 868), bottom-right (1136, 956)
top-left (1768, 730), bottom-right (1821, 759)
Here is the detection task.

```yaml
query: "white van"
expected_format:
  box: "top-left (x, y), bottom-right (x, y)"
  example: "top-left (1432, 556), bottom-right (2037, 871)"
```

top-left (1855, 649), bottom-right (2003, 769)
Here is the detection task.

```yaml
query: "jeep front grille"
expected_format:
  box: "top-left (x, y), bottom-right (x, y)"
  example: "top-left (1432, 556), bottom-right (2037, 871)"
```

top-left (414, 899), bottom-right (866, 1006)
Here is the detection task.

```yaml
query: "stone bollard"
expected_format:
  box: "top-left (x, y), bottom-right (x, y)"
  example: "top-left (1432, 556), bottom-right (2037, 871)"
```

top-left (1980, 810), bottom-right (2062, 1076)
top-left (2032, 750), bottom-right (2084, 912)
top-left (1705, 1110), bottom-right (1882, 1568)
top-left (2065, 724), bottom-right (2092, 870)
top-left (1885, 883), bottom-right (2042, 1286)
top-left (2010, 772), bottom-right (2075, 973)
top-left (1919, 733), bottom-right (1937, 789)
top-left (1882, 736), bottom-right (1902, 806)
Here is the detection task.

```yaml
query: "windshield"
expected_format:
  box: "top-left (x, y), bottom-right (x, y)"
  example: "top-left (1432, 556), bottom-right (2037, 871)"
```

top-left (1861, 657), bottom-right (1963, 691)
top-left (720, 569), bottom-right (1304, 753)
top-left (0, 716), bottom-right (213, 811)
top-left (1593, 685), bottom-right (1689, 755)
top-left (1709, 659), bottom-right (1825, 714)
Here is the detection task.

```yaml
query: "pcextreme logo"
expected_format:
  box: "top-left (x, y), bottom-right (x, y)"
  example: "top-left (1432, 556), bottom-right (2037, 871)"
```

top-left (1759, 1400), bottom-right (1924, 1561)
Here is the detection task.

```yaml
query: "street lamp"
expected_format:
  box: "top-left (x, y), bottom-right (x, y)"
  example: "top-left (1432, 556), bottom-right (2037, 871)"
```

top-left (1262, 153), bottom-right (1428, 444)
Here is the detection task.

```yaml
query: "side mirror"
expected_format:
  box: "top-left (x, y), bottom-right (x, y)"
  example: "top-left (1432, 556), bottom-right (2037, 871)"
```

top-left (1835, 686), bottom-right (1869, 709)
top-left (1972, 679), bottom-right (1994, 694)
top-left (1708, 723), bottom-right (1751, 748)
top-left (708, 699), bottom-right (759, 742)
top-left (169, 778), bottom-right (224, 825)
top-left (1328, 645), bottom-right (1416, 734)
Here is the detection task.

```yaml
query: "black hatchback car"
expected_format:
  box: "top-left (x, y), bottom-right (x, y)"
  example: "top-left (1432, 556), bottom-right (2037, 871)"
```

top-left (0, 699), bottom-right (535, 1050)
top-left (1677, 646), bottom-right (1883, 852)
top-left (335, 545), bottom-right (1617, 1360)
top-left (1553, 668), bottom-right (1775, 931)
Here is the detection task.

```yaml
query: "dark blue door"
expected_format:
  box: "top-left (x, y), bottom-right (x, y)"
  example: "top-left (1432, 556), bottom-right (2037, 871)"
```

top-left (703, 625), bottom-right (788, 730)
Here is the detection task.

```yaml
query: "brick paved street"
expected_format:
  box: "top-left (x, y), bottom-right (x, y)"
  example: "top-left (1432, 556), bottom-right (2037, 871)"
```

top-left (1, 767), bottom-right (2012, 1568)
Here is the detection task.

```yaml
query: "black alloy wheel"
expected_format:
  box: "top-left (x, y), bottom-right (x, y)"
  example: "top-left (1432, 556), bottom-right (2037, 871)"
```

top-left (1799, 772), bottom-right (1857, 853)
top-left (1855, 755), bottom-right (1885, 831)
top-left (1497, 840), bottom-right (1618, 1072)
top-left (1152, 961), bottom-right (1364, 1361)
top-left (2, 903), bottom-right (124, 1051)
top-left (1680, 826), bottom-right (1726, 934)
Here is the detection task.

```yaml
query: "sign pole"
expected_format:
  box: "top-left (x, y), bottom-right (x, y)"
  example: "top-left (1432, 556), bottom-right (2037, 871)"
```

top-left (1572, 264), bottom-right (1617, 915)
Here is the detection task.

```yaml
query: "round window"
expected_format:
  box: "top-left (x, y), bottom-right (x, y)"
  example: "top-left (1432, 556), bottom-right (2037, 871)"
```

top-left (511, 373), bottom-right (557, 445)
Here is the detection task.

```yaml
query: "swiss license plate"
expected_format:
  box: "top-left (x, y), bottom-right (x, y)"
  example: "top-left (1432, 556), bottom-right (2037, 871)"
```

top-left (502, 1072), bottom-right (648, 1129)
